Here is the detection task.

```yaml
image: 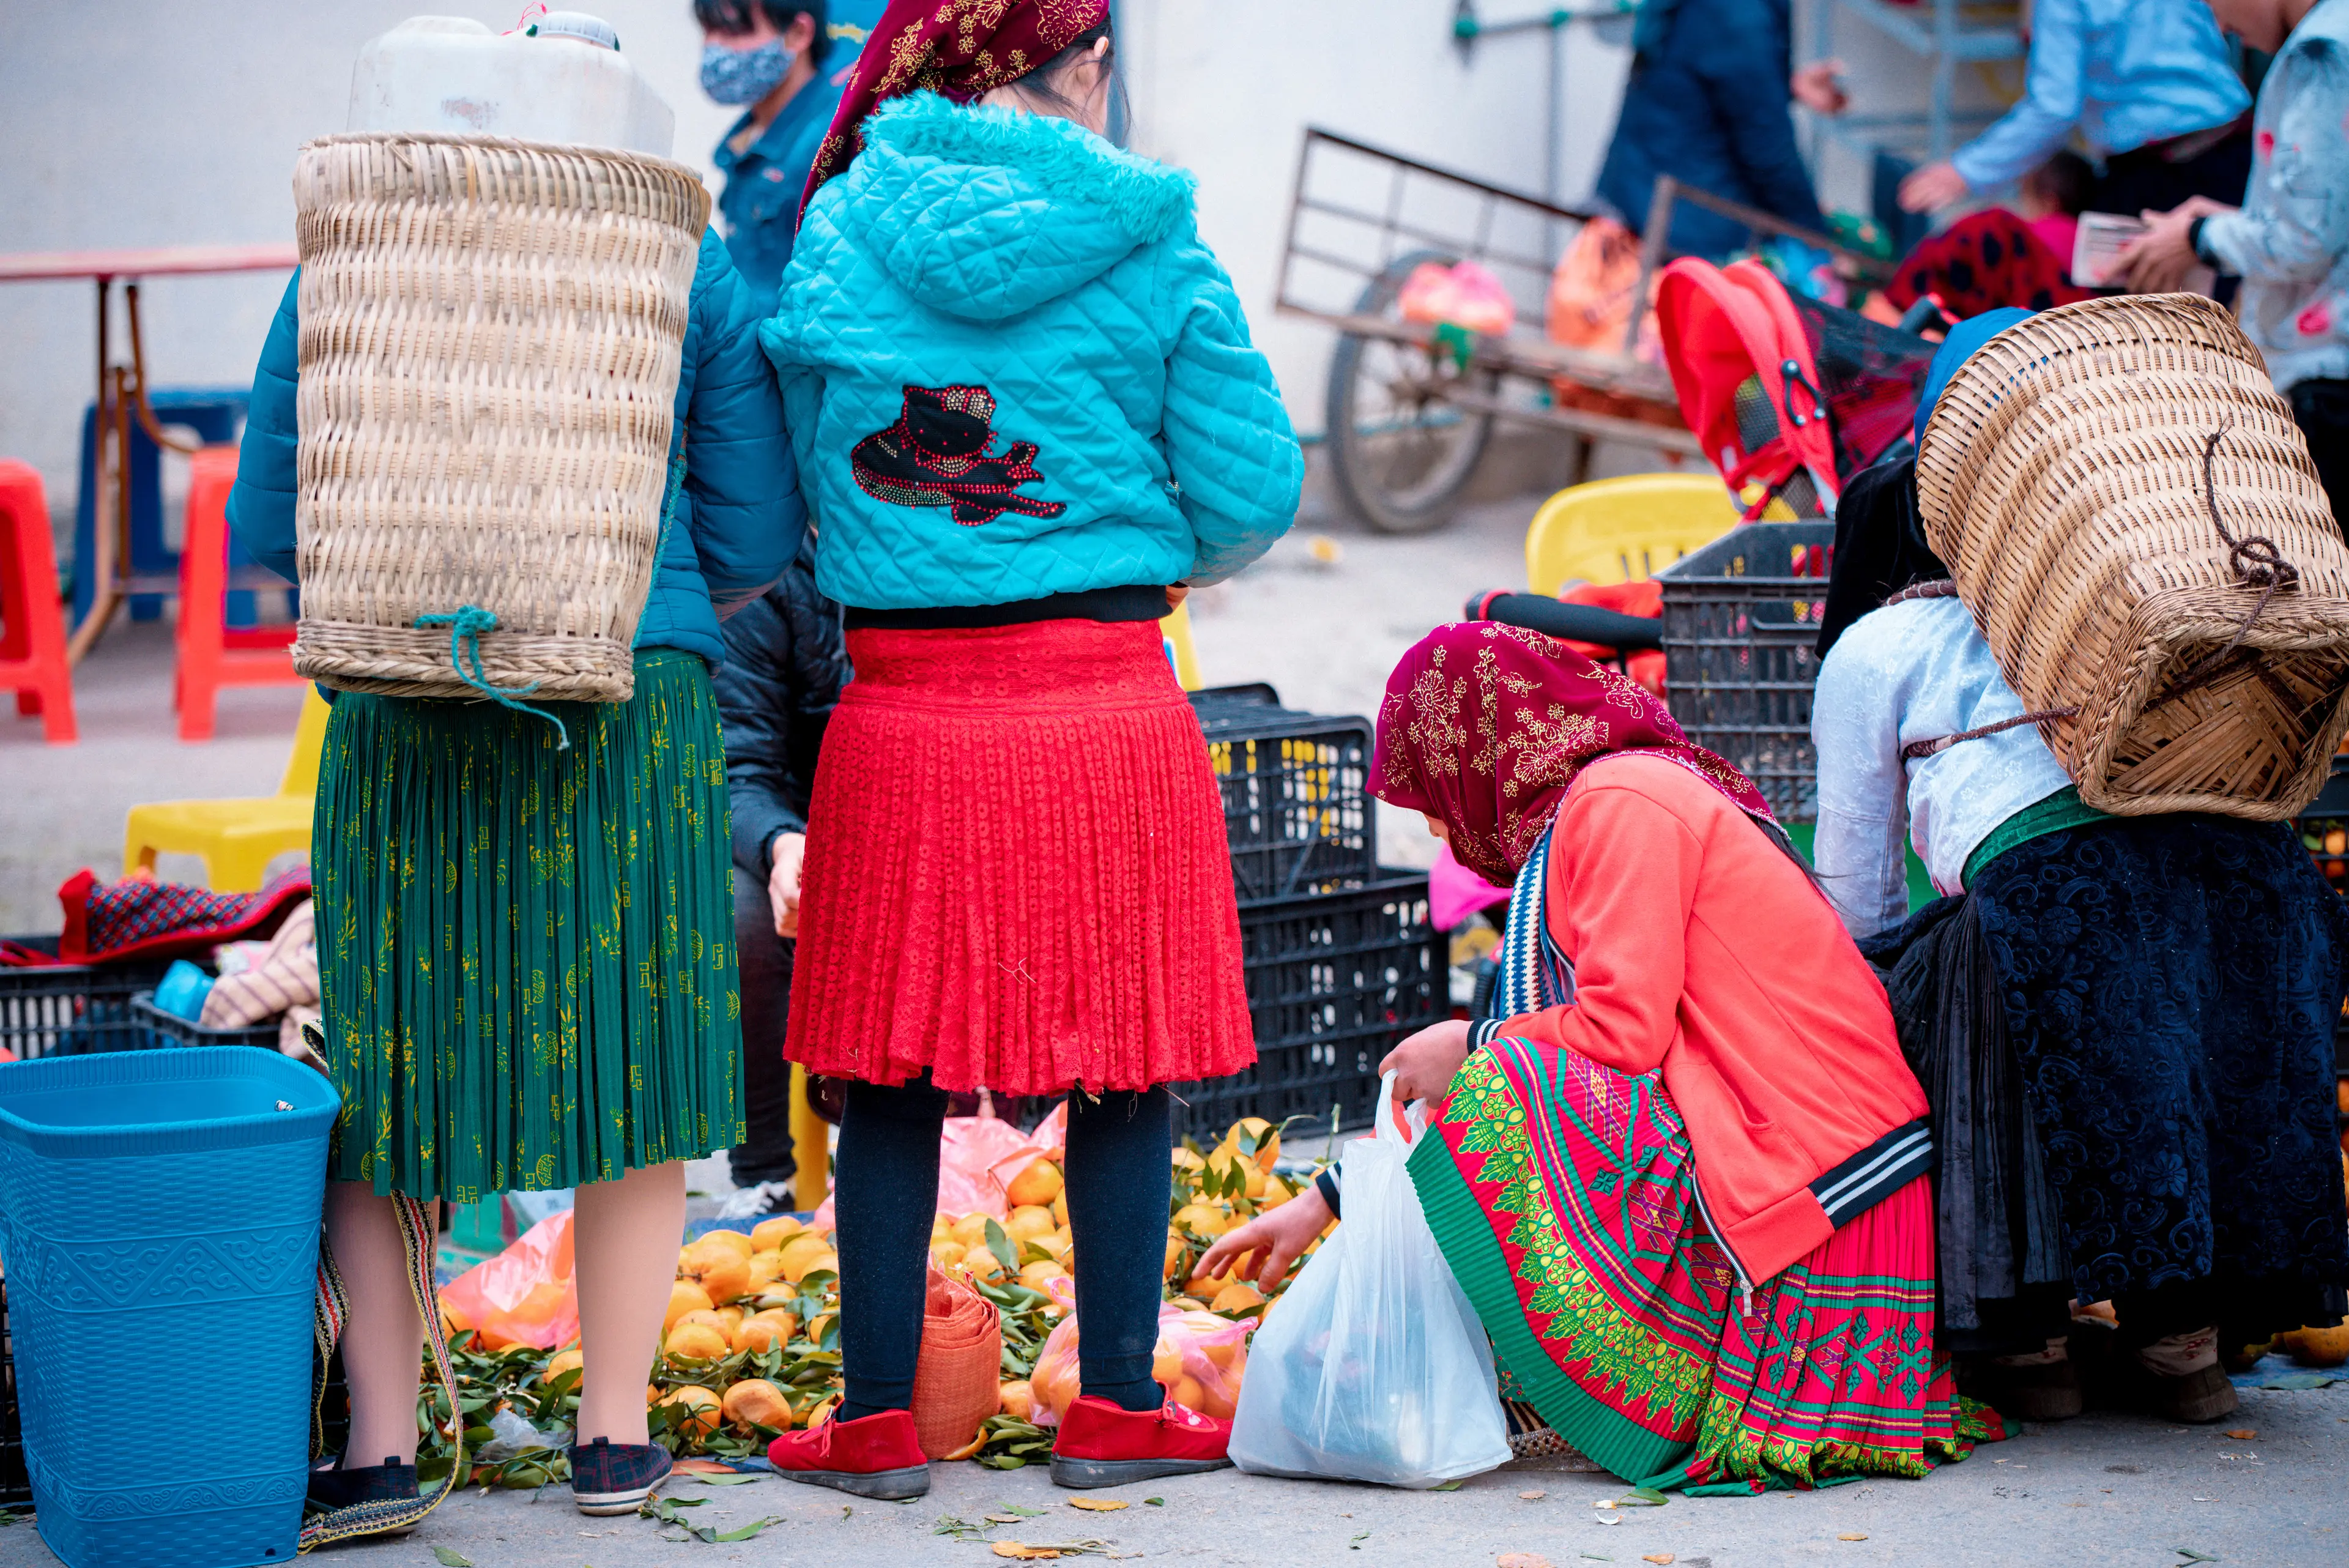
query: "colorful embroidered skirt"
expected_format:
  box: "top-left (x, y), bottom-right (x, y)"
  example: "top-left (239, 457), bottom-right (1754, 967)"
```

top-left (785, 619), bottom-right (1255, 1095)
top-left (313, 648), bottom-right (743, 1201)
top-left (1410, 1036), bottom-right (1998, 1492)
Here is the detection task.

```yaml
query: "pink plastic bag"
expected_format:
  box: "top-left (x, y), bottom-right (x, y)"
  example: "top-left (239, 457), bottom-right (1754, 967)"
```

top-left (439, 1209), bottom-right (577, 1351)
top-left (1397, 260), bottom-right (1516, 337)
top-left (1028, 1301), bottom-right (1256, 1427)
top-left (1428, 844), bottom-right (1512, 931)
top-left (812, 1103), bottom-right (1068, 1228)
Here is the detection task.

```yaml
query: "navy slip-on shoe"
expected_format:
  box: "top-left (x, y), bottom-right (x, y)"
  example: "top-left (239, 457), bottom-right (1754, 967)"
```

top-left (570, 1435), bottom-right (674, 1515)
top-left (306, 1454), bottom-right (419, 1516)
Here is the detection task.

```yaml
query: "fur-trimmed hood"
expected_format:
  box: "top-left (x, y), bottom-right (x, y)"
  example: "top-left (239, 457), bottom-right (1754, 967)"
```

top-left (835, 92), bottom-right (1198, 322)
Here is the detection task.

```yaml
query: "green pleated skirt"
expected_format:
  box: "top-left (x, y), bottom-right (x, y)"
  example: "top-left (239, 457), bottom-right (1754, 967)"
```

top-left (313, 648), bottom-right (743, 1201)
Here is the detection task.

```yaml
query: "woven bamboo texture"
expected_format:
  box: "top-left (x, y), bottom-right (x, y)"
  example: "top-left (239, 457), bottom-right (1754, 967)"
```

top-left (1915, 294), bottom-right (2349, 819)
top-left (289, 133), bottom-right (711, 702)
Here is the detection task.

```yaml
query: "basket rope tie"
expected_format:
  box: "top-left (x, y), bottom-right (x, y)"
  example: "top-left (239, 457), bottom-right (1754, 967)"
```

top-left (2146, 425), bottom-right (2303, 711)
top-left (1887, 581), bottom-right (2082, 760)
top-left (414, 606), bottom-right (571, 751)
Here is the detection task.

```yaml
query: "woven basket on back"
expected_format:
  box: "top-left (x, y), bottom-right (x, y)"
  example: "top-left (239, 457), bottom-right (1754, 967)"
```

top-left (1915, 294), bottom-right (2349, 820)
top-left (290, 133), bottom-right (710, 703)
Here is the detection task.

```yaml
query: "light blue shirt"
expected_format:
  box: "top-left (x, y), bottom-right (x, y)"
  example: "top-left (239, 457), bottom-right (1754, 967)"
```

top-left (1951, 0), bottom-right (2250, 191)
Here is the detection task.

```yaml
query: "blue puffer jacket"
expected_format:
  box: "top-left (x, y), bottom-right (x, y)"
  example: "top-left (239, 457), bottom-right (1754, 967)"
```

top-left (763, 93), bottom-right (1302, 611)
top-left (226, 231), bottom-right (800, 669)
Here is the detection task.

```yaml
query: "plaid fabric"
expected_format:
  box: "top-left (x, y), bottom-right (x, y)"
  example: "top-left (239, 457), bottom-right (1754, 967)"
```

top-left (57, 866), bottom-right (311, 964)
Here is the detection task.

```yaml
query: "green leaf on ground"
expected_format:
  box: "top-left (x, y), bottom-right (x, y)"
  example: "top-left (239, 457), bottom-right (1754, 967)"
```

top-left (432, 1551), bottom-right (475, 1568)
top-left (1618, 1487), bottom-right (1669, 1507)
top-left (709, 1516), bottom-right (784, 1542)
top-left (2175, 1551), bottom-right (2219, 1565)
top-left (689, 1472), bottom-right (763, 1487)
top-left (1431, 1477), bottom-right (1466, 1492)
top-left (1350, 1533), bottom-right (1371, 1548)
top-left (1143, 1497), bottom-right (1164, 1506)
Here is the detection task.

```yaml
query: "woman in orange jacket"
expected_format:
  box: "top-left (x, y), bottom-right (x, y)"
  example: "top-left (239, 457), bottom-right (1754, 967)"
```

top-left (1208, 622), bottom-right (1997, 1491)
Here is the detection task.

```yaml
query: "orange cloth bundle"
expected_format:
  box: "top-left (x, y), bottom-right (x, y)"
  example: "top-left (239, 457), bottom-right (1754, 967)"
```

top-left (910, 1266), bottom-right (1003, 1459)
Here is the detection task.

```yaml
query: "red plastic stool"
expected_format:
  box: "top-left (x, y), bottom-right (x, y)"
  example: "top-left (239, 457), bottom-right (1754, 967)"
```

top-left (175, 445), bottom-right (299, 742)
top-left (0, 458), bottom-right (78, 745)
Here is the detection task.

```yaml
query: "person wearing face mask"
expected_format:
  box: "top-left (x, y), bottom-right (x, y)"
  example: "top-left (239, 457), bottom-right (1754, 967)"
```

top-left (700, 0), bottom-right (843, 314)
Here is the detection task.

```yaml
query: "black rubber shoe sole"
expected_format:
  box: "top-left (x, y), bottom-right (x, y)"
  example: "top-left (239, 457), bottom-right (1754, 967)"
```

top-left (1050, 1454), bottom-right (1232, 1490)
top-left (776, 1463), bottom-right (932, 1501)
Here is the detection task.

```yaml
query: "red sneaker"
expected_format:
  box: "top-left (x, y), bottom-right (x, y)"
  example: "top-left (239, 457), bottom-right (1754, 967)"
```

top-left (1050, 1393), bottom-right (1233, 1489)
top-left (767, 1408), bottom-right (930, 1500)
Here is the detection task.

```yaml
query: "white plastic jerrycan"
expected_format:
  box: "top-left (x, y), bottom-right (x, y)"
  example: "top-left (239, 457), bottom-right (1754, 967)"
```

top-left (347, 14), bottom-right (675, 156)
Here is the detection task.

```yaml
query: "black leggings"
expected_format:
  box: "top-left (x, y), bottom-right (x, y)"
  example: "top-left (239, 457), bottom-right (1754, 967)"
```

top-left (833, 1077), bottom-right (1173, 1418)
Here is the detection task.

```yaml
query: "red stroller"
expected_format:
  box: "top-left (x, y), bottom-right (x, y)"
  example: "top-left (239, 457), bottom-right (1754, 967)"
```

top-left (1656, 258), bottom-right (1937, 520)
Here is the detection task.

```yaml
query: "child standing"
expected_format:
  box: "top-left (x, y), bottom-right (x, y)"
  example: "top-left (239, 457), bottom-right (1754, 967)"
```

top-left (758, 0), bottom-right (1301, 1498)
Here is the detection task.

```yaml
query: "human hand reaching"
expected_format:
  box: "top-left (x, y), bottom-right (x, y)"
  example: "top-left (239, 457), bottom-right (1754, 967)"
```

top-left (770, 831), bottom-right (806, 939)
top-left (2117, 198), bottom-right (2230, 293)
top-left (1898, 160), bottom-right (1971, 214)
top-left (1378, 1018), bottom-right (1474, 1105)
top-left (1791, 58), bottom-right (1849, 116)
top-left (1199, 1181), bottom-right (1332, 1290)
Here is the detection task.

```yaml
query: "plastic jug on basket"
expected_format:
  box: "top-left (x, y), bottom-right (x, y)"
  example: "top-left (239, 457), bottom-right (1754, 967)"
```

top-left (1228, 1071), bottom-right (1511, 1488)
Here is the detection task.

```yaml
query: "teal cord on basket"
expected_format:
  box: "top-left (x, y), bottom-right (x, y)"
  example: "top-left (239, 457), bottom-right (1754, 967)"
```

top-left (414, 605), bottom-right (571, 750)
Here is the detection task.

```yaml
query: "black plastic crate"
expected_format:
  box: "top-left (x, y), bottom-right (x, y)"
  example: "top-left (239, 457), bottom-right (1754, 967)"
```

top-left (0, 936), bottom-right (171, 1061)
top-left (1658, 522), bottom-right (1836, 823)
top-left (1169, 870), bottom-right (1443, 1142)
top-left (1189, 688), bottom-right (1378, 902)
top-left (129, 993), bottom-right (281, 1051)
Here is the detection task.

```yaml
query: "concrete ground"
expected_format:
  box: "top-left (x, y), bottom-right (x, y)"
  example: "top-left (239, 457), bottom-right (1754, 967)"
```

top-left (4, 1390), bottom-right (2337, 1568)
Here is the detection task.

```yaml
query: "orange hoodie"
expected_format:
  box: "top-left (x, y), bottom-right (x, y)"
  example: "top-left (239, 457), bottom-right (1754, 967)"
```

top-left (1484, 754), bottom-right (1929, 1286)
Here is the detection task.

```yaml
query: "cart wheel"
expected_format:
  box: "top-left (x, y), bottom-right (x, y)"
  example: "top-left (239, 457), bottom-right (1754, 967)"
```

top-left (1324, 249), bottom-right (1496, 535)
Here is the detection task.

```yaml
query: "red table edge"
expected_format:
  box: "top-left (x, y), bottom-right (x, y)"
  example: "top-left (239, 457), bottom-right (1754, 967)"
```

top-left (0, 243), bottom-right (299, 283)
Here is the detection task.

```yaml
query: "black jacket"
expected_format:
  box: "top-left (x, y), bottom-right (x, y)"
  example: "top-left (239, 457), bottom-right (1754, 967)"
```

top-left (714, 539), bottom-right (848, 880)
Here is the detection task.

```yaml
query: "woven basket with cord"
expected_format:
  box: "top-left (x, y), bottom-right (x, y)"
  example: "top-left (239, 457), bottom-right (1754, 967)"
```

top-left (289, 133), bottom-right (710, 708)
top-left (1915, 293), bottom-right (2349, 820)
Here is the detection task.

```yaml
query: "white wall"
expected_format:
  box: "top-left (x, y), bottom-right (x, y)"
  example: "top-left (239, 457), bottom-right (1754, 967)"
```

top-left (0, 0), bottom-right (1645, 538)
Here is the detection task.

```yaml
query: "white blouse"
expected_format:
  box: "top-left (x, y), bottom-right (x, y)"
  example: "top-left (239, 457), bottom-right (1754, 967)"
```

top-left (1809, 595), bottom-right (2075, 939)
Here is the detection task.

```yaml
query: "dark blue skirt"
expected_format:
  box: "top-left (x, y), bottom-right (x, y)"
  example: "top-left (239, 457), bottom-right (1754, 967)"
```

top-left (1972, 814), bottom-right (2349, 1342)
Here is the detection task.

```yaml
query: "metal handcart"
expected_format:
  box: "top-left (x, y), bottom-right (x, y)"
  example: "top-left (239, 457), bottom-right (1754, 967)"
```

top-left (1275, 129), bottom-right (1895, 533)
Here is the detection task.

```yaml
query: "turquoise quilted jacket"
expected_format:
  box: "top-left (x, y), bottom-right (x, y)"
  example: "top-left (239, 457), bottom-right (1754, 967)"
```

top-left (762, 92), bottom-right (1302, 610)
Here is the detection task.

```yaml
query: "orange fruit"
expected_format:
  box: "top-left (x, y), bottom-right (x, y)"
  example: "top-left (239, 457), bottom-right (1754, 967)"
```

top-left (699, 1228), bottom-right (755, 1261)
top-left (1206, 1150), bottom-right (1267, 1199)
top-left (1170, 1374), bottom-right (1208, 1412)
top-left (1187, 1260), bottom-right (1241, 1298)
top-left (962, 1248), bottom-right (1006, 1284)
top-left (1211, 1281), bottom-right (1264, 1315)
top-left (659, 1383), bottom-right (722, 1441)
top-left (1172, 1203), bottom-right (1231, 1238)
top-left (805, 1310), bottom-right (836, 1347)
top-left (777, 1233), bottom-right (837, 1282)
top-left (680, 1238), bottom-right (752, 1304)
top-left (999, 1380), bottom-right (1034, 1421)
top-left (664, 1321), bottom-right (730, 1361)
top-left (783, 1246), bottom-right (839, 1285)
top-left (1170, 1148), bottom-right (1205, 1177)
top-left (1197, 1378), bottom-right (1237, 1422)
top-left (438, 1295), bottom-right (472, 1337)
top-left (1163, 1235), bottom-right (1188, 1280)
top-left (664, 1280), bottom-right (714, 1332)
top-left (542, 1347), bottom-right (584, 1384)
top-left (1006, 1205), bottom-right (1058, 1243)
top-left (1217, 1117), bottom-right (1281, 1168)
top-left (932, 1241), bottom-right (969, 1271)
top-left (1259, 1174), bottom-right (1294, 1209)
top-left (1019, 1259), bottom-right (1069, 1289)
top-left (751, 1215), bottom-right (803, 1252)
top-left (1006, 1158), bottom-right (1064, 1208)
top-left (1151, 1347), bottom-right (1184, 1383)
top-left (1051, 1191), bottom-right (1068, 1226)
top-left (949, 1213), bottom-right (993, 1249)
top-left (2291, 1324), bottom-right (2349, 1368)
top-left (721, 1378), bottom-right (793, 1434)
top-left (733, 1310), bottom-right (797, 1354)
top-left (674, 1308), bottom-right (731, 1337)
top-left (1201, 1336), bottom-right (1244, 1370)
top-left (647, 1383), bottom-right (662, 1405)
top-left (747, 1250), bottom-right (789, 1290)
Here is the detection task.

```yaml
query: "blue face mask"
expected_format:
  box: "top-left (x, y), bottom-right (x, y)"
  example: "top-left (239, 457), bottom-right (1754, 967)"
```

top-left (701, 39), bottom-right (793, 105)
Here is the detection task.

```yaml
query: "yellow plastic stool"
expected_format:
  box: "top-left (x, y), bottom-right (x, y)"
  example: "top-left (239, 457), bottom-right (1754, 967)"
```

top-left (1524, 474), bottom-right (1740, 595)
top-left (1161, 600), bottom-right (1203, 691)
top-left (790, 1063), bottom-right (831, 1210)
top-left (122, 686), bottom-right (330, 890)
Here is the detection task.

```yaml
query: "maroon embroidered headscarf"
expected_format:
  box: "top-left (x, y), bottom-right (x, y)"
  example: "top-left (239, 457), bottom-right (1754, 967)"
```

top-left (798, 0), bottom-right (1111, 220)
top-left (1370, 623), bottom-right (1774, 886)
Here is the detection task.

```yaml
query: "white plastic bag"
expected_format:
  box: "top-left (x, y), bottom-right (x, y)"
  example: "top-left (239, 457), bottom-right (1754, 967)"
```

top-left (1229, 1072), bottom-right (1512, 1488)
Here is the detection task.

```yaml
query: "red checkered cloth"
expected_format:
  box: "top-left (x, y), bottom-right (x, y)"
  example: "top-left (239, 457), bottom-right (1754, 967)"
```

top-left (57, 866), bottom-right (311, 965)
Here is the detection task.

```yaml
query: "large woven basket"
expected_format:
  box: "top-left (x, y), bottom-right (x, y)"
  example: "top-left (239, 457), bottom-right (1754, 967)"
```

top-left (289, 133), bottom-right (710, 703)
top-left (1916, 294), bottom-right (2349, 820)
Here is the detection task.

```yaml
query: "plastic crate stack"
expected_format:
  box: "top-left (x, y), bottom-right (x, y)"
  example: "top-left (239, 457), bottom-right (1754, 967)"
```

top-left (1166, 686), bottom-right (1445, 1142)
top-left (1657, 521), bottom-right (1835, 825)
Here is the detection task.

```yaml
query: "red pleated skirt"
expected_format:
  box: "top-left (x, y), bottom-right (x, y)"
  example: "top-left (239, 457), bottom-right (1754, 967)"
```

top-left (784, 619), bottom-right (1256, 1094)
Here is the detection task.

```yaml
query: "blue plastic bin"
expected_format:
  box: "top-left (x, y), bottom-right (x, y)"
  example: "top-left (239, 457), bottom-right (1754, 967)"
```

top-left (0, 1048), bottom-right (338, 1568)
